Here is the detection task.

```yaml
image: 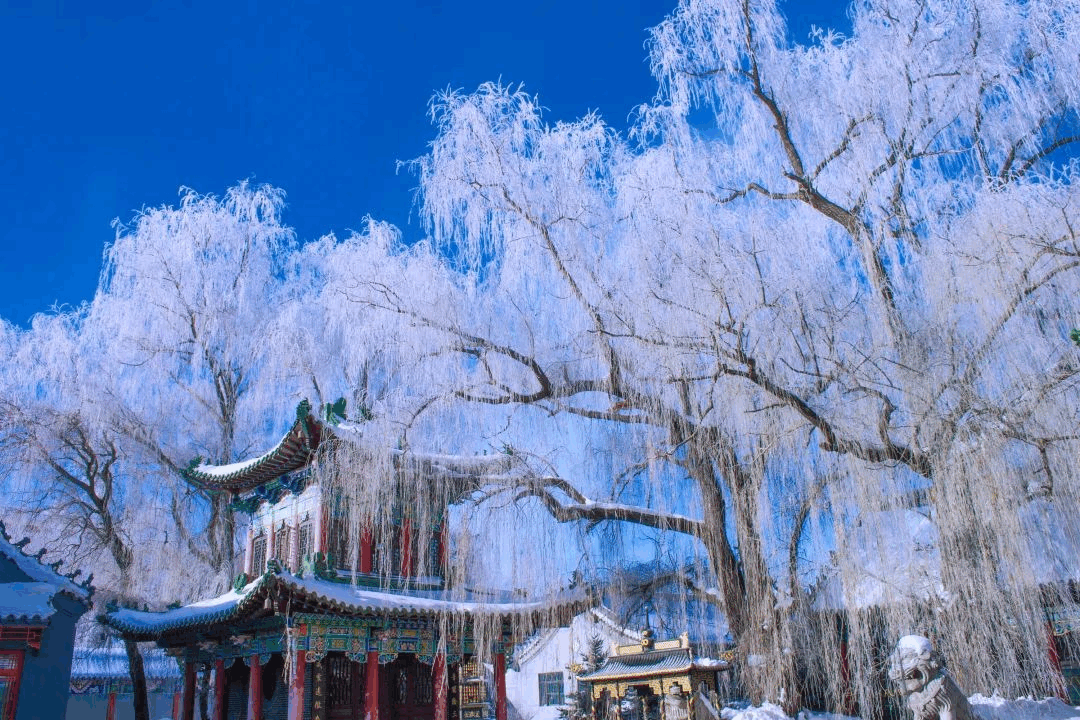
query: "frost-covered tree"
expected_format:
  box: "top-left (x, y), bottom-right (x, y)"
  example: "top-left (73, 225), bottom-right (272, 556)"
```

top-left (303, 0), bottom-right (1080, 713)
top-left (0, 311), bottom-right (177, 720)
top-left (91, 182), bottom-right (303, 580)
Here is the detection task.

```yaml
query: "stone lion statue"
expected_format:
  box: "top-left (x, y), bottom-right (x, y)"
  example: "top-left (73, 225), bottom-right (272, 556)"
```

top-left (887, 635), bottom-right (976, 720)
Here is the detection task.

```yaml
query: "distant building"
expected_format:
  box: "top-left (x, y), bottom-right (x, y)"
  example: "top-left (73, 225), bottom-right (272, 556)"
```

top-left (0, 522), bottom-right (94, 720)
top-left (578, 631), bottom-right (732, 720)
top-left (506, 606), bottom-right (640, 720)
top-left (67, 643), bottom-right (181, 720)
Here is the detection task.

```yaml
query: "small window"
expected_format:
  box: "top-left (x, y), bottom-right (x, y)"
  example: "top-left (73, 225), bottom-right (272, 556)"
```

top-left (251, 534), bottom-right (267, 575)
top-left (538, 672), bottom-right (564, 706)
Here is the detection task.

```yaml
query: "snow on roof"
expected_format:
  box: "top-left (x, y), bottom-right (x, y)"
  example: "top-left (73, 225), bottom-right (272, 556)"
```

top-left (101, 576), bottom-right (262, 638)
top-left (71, 644), bottom-right (182, 680)
top-left (279, 572), bottom-right (590, 617)
top-left (184, 406), bottom-right (322, 492)
top-left (0, 583), bottom-right (57, 623)
top-left (102, 570), bottom-right (591, 640)
top-left (0, 522), bottom-right (93, 605)
top-left (579, 646), bottom-right (728, 682)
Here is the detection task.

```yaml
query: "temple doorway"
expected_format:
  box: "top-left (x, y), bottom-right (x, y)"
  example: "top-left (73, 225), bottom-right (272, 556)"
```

top-left (384, 654), bottom-right (436, 720)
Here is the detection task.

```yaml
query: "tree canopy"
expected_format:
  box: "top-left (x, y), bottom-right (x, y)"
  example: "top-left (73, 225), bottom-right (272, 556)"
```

top-left (2, 0), bottom-right (1079, 715)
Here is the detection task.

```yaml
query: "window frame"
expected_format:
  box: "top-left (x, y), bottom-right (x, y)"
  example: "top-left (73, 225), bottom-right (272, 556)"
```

top-left (0, 649), bottom-right (25, 720)
top-left (538, 671), bottom-right (565, 706)
top-left (274, 523), bottom-right (292, 569)
top-left (298, 520), bottom-right (314, 563)
top-left (251, 531), bottom-right (268, 575)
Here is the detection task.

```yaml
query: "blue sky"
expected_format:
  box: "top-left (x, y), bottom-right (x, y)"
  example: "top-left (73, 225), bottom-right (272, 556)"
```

top-left (0, 0), bottom-right (848, 326)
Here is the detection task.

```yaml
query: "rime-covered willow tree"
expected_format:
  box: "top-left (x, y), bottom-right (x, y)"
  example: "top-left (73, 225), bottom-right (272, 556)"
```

top-left (91, 182), bottom-right (303, 581)
top-left (307, 0), bottom-right (1080, 713)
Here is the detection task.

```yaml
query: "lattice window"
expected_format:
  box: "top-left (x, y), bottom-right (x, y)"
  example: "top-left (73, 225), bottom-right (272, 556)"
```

top-left (0, 651), bottom-right (24, 720)
top-left (417, 668), bottom-right (434, 704)
top-left (298, 520), bottom-right (314, 562)
top-left (251, 533), bottom-right (267, 575)
top-left (328, 655), bottom-right (352, 708)
top-left (538, 672), bottom-right (564, 706)
top-left (274, 524), bottom-right (291, 568)
top-left (373, 527), bottom-right (402, 577)
top-left (396, 666), bottom-right (409, 704)
top-left (329, 512), bottom-right (354, 569)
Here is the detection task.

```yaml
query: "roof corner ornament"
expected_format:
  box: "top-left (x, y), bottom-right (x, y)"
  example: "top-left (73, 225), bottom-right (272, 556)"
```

top-left (323, 396), bottom-right (347, 425)
top-left (887, 635), bottom-right (975, 720)
top-left (233, 572), bottom-right (250, 592)
top-left (296, 398), bottom-right (312, 421)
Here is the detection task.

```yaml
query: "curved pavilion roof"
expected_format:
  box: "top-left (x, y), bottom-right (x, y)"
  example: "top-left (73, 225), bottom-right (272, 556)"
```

top-left (100, 568), bottom-right (593, 643)
top-left (182, 401), bottom-right (324, 493)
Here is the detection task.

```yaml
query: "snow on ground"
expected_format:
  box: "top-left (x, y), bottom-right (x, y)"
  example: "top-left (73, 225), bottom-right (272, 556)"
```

top-left (715, 696), bottom-right (1080, 720)
top-left (970, 695), bottom-right (1080, 719)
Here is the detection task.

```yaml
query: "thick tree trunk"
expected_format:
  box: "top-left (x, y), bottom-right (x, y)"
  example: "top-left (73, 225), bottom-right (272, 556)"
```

top-left (199, 666), bottom-right (211, 720)
top-left (691, 433), bottom-right (803, 712)
top-left (124, 639), bottom-right (151, 720)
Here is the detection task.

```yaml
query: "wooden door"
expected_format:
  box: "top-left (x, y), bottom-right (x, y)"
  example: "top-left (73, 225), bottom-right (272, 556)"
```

top-left (327, 654), bottom-right (363, 720)
top-left (383, 655), bottom-right (436, 720)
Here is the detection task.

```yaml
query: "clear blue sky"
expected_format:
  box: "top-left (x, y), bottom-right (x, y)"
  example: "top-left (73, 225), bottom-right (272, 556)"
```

top-left (0, 0), bottom-right (848, 326)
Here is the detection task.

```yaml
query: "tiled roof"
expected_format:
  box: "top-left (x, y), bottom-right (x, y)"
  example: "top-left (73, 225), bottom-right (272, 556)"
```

top-left (100, 569), bottom-right (592, 641)
top-left (182, 403), bottom-right (323, 492)
top-left (579, 648), bottom-right (727, 682)
top-left (580, 649), bottom-right (693, 680)
top-left (0, 522), bottom-right (94, 612)
top-left (0, 583), bottom-right (57, 623)
top-left (71, 644), bottom-right (182, 680)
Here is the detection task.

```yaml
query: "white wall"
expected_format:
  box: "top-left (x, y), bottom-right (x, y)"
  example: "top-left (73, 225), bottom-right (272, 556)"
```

top-left (507, 609), bottom-right (640, 720)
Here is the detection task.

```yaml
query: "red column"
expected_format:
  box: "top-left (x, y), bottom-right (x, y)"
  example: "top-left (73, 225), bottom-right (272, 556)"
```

top-left (1049, 621), bottom-right (1066, 699)
top-left (494, 651), bottom-right (507, 720)
top-left (106, 691), bottom-right (117, 720)
top-left (365, 651), bottom-right (381, 720)
top-left (288, 650), bottom-right (307, 720)
top-left (438, 522), bottom-right (449, 579)
top-left (172, 691), bottom-right (180, 720)
top-left (212, 658), bottom-right (226, 720)
top-left (433, 652), bottom-right (448, 720)
top-left (361, 529), bottom-right (373, 574)
top-left (248, 655), bottom-right (264, 720)
top-left (182, 660), bottom-right (197, 720)
top-left (401, 518), bottom-right (412, 578)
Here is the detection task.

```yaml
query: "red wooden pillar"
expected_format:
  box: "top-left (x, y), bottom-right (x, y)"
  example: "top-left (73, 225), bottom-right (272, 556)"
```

top-left (365, 651), bottom-right (381, 720)
top-left (288, 650), bottom-right (307, 720)
top-left (172, 690), bottom-right (180, 720)
top-left (212, 658), bottom-right (226, 720)
top-left (1049, 621), bottom-right (1066, 699)
top-left (182, 660), bottom-right (197, 720)
top-left (438, 522), bottom-right (449, 578)
top-left (433, 652), bottom-right (448, 720)
top-left (361, 529), bottom-right (373, 574)
top-left (106, 691), bottom-right (117, 720)
top-left (248, 655), bottom-right (263, 720)
top-left (494, 651), bottom-right (507, 720)
top-left (401, 517), bottom-right (412, 578)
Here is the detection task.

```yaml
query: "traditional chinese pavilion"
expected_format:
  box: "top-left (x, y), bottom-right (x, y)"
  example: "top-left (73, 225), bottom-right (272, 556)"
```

top-left (579, 631), bottom-right (732, 720)
top-left (101, 401), bottom-right (589, 720)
